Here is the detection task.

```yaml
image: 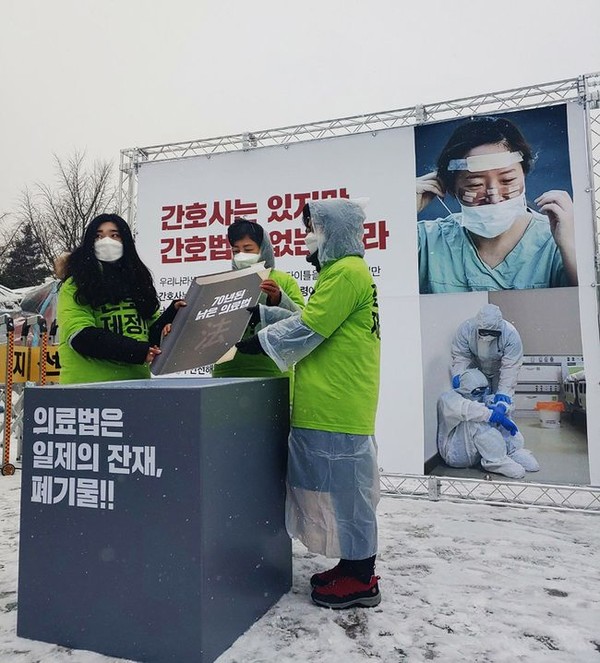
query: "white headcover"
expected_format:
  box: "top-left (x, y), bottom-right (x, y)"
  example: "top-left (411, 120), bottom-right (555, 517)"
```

top-left (456, 368), bottom-right (489, 399)
top-left (448, 151), bottom-right (523, 173)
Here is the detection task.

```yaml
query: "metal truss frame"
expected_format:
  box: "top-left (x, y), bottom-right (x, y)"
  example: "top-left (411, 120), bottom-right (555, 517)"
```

top-left (119, 73), bottom-right (600, 229)
top-left (119, 73), bottom-right (600, 511)
top-left (379, 474), bottom-right (600, 514)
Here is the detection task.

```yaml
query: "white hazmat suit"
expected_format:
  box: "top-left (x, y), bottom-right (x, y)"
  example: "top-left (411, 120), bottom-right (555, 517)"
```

top-left (451, 303), bottom-right (523, 405)
top-left (437, 368), bottom-right (539, 479)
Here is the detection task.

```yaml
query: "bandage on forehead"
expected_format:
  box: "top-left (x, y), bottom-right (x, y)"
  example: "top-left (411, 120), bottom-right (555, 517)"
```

top-left (448, 151), bottom-right (523, 172)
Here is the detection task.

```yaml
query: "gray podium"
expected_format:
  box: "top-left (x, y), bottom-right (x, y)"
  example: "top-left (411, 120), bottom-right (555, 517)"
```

top-left (17, 377), bottom-right (292, 663)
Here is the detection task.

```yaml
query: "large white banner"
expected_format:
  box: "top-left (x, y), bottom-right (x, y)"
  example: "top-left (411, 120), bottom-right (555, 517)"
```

top-left (136, 129), bottom-right (424, 474)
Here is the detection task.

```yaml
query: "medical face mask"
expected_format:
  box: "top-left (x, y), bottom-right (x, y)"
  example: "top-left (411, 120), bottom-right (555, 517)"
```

top-left (94, 237), bottom-right (123, 263)
top-left (477, 335), bottom-right (499, 363)
top-left (459, 192), bottom-right (527, 238)
top-left (304, 232), bottom-right (319, 256)
top-left (233, 252), bottom-right (260, 269)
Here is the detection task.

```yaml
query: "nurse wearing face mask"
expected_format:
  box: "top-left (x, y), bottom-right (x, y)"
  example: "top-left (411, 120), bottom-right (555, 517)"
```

top-left (416, 115), bottom-right (577, 293)
top-left (57, 214), bottom-right (185, 384)
top-left (211, 218), bottom-right (304, 379)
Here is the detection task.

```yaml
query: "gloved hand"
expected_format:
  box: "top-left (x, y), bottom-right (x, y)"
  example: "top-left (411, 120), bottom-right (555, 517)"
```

top-left (493, 393), bottom-right (512, 405)
top-left (246, 305), bottom-right (260, 329)
top-left (488, 408), bottom-right (518, 436)
top-left (489, 400), bottom-right (509, 414)
top-left (452, 375), bottom-right (460, 389)
top-left (235, 334), bottom-right (265, 355)
top-left (488, 403), bottom-right (506, 419)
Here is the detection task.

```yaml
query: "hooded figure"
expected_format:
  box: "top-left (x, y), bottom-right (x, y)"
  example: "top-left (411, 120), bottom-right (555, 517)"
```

top-left (227, 218), bottom-right (303, 311)
top-left (228, 217), bottom-right (275, 268)
top-left (437, 368), bottom-right (539, 479)
top-left (212, 218), bottom-right (304, 379)
top-left (235, 199), bottom-right (382, 610)
top-left (451, 303), bottom-right (523, 408)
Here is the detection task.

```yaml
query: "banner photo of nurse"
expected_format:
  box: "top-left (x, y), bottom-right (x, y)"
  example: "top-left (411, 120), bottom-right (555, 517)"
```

top-left (416, 103), bottom-right (593, 486)
top-left (415, 104), bottom-right (576, 294)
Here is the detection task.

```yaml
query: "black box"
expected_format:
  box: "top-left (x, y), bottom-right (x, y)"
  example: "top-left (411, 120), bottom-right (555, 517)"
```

top-left (18, 377), bottom-right (292, 663)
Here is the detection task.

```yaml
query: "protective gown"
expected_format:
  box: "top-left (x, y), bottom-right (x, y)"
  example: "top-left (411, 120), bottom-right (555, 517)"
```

top-left (437, 368), bottom-right (539, 479)
top-left (255, 199), bottom-right (381, 559)
top-left (451, 303), bottom-right (523, 398)
top-left (418, 211), bottom-right (568, 293)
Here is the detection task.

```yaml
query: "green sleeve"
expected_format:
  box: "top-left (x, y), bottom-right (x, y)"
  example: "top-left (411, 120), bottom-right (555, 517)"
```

top-left (57, 278), bottom-right (97, 343)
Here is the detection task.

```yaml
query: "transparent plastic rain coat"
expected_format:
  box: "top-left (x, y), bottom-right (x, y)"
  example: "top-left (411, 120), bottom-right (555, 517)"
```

top-left (257, 199), bottom-right (380, 559)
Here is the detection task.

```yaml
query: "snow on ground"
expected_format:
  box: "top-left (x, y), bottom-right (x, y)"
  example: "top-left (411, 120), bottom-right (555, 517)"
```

top-left (1, 473), bottom-right (599, 663)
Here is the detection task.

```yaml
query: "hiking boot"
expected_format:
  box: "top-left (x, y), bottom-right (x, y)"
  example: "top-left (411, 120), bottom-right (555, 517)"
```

top-left (310, 563), bottom-right (345, 588)
top-left (311, 575), bottom-right (381, 609)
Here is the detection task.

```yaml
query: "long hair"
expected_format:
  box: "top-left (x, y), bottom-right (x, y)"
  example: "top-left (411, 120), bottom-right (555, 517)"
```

top-left (436, 116), bottom-right (534, 194)
top-left (64, 214), bottom-right (159, 319)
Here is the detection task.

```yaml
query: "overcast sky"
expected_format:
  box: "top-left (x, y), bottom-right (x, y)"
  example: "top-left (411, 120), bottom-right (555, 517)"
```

top-left (1, 0), bottom-right (599, 216)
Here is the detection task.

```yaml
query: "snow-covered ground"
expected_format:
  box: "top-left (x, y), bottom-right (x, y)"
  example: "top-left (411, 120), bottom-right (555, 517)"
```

top-left (1, 472), bottom-right (599, 663)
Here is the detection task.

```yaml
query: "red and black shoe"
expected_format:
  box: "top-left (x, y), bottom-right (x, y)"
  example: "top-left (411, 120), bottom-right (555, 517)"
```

top-left (310, 563), bottom-right (346, 588)
top-left (311, 575), bottom-right (381, 609)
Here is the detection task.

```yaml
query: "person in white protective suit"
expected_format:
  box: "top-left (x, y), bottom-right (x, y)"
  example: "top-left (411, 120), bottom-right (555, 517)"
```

top-left (451, 303), bottom-right (523, 412)
top-left (235, 198), bottom-right (381, 610)
top-left (438, 368), bottom-right (539, 479)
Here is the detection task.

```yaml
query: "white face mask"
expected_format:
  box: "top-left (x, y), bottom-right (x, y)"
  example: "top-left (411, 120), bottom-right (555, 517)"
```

top-left (459, 192), bottom-right (527, 238)
top-left (477, 338), bottom-right (499, 364)
top-left (233, 252), bottom-right (260, 269)
top-left (304, 232), bottom-right (319, 256)
top-left (94, 237), bottom-right (123, 262)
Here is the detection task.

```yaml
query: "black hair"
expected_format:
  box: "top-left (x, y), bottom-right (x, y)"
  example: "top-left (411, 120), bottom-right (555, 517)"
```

top-left (227, 218), bottom-right (264, 246)
top-left (64, 213), bottom-right (159, 320)
top-left (302, 203), bottom-right (311, 229)
top-left (436, 116), bottom-right (533, 194)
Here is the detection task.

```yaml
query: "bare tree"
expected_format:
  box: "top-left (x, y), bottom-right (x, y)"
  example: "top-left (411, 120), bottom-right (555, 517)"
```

top-left (0, 213), bottom-right (19, 261)
top-left (17, 152), bottom-right (117, 271)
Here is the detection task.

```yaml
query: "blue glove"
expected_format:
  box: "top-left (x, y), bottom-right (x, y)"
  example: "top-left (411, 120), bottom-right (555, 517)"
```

top-left (235, 334), bottom-right (265, 355)
top-left (488, 408), bottom-right (518, 436)
top-left (494, 393), bottom-right (512, 405)
top-left (452, 375), bottom-right (460, 389)
top-left (488, 404), bottom-right (507, 419)
top-left (489, 399), bottom-right (509, 414)
top-left (501, 417), bottom-right (518, 436)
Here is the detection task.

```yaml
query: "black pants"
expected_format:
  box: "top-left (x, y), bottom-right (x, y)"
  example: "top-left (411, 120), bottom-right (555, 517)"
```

top-left (338, 555), bottom-right (376, 583)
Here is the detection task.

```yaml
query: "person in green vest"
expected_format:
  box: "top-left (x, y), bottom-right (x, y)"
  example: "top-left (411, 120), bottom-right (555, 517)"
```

top-left (212, 218), bottom-right (304, 381)
top-left (236, 200), bottom-right (381, 610)
top-left (58, 213), bottom-right (184, 384)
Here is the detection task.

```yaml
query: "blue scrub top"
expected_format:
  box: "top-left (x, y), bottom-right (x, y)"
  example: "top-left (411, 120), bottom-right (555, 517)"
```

top-left (417, 211), bottom-right (568, 293)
